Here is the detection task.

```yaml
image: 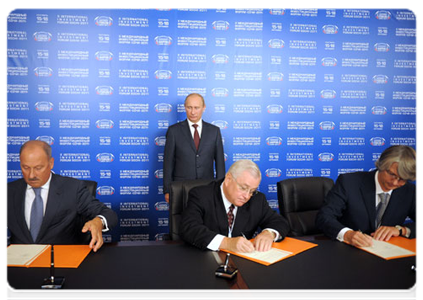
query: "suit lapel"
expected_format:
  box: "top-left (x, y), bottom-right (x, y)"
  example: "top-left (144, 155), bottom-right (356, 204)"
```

top-left (197, 121), bottom-right (209, 152)
top-left (36, 174), bottom-right (63, 242)
top-left (213, 181), bottom-right (229, 236)
top-left (359, 171), bottom-right (378, 231)
top-left (13, 180), bottom-right (33, 242)
top-left (232, 202), bottom-right (250, 237)
top-left (380, 186), bottom-right (404, 225)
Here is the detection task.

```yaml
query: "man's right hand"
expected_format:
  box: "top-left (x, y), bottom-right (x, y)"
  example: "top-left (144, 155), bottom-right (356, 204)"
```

top-left (164, 193), bottom-right (169, 203)
top-left (220, 236), bottom-right (255, 253)
top-left (344, 230), bottom-right (373, 247)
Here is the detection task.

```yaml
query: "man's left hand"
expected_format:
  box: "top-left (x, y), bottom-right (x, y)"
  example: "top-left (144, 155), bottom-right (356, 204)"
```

top-left (82, 217), bottom-right (104, 252)
top-left (371, 226), bottom-right (400, 242)
top-left (253, 230), bottom-right (275, 252)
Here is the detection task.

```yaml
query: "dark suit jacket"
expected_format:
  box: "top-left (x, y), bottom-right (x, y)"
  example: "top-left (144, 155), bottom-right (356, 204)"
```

top-left (316, 171), bottom-right (416, 240)
top-left (163, 119), bottom-right (225, 194)
top-left (7, 174), bottom-right (118, 245)
top-left (180, 179), bottom-right (290, 250)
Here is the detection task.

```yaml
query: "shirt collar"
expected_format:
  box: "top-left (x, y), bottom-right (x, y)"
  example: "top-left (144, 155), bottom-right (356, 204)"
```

top-left (220, 182), bottom-right (235, 211)
top-left (187, 118), bottom-right (202, 128)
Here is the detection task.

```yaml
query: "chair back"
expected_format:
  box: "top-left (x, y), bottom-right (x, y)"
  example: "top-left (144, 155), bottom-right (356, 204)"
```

top-left (277, 177), bottom-right (334, 237)
top-left (169, 179), bottom-right (215, 240)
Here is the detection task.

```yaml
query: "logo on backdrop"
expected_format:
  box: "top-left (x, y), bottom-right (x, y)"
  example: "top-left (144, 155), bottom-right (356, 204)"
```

top-left (33, 32), bottom-right (52, 42)
top-left (318, 153), bottom-right (334, 162)
top-left (375, 11), bottom-right (391, 20)
top-left (370, 137), bottom-right (386, 146)
top-left (265, 168), bottom-right (282, 177)
top-left (36, 136), bottom-right (54, 145)
top-left (96, 119), bottom-right (114, 129)
top-left (35, 102), bottom-right (53, 111)
top-left (95, 51), bottom-right (113, 61)
top-left (96, 153), bottom-right (115, 163)
top-left (95, 16), bottom-right (113, 26)
top-left (212, 20), bottom-right (229, 30)
top-left (97, 186), bottom-right (115, 196)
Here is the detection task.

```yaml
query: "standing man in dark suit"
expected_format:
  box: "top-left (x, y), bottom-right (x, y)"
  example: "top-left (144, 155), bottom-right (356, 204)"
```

top-left (8, 140), bottom-right (118, 252)
top-left (316, 145), bottom-right (415, 247)
top-left (163, 93), bottom-right (225, 203)
top-left (180, 160), bottom-right (290, 252)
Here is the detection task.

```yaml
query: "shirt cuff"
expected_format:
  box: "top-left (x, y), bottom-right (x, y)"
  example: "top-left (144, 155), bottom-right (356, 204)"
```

top-left (207, 234), bottom-right (225, 251)
top-left (97, 215), bottom-right (109, 232)
top-left (403, 226), bottom-right (411, 238)
top-left (262, 228), bottom-right (281, 241)
top-left (337, 227), bottom-right (352, 242)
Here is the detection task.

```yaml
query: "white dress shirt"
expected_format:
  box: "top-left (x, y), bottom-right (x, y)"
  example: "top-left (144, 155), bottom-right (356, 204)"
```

top-left (187, 118), bottom-right (203, 139)
top-left (24, 173), bottom-right (109, 232)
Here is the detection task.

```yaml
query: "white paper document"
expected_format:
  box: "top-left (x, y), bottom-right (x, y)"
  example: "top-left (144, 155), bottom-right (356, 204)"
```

top-left (238, 247), bottom-right (293, 264)
top-left (360, 239), bottom-right (415, 259)
top-left (7, 244), bottom-right (50, 266)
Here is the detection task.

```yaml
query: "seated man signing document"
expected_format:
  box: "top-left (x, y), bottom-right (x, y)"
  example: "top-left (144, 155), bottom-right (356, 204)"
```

top-left (180, 160), bottom-right (290, 252)
top-left (316, 145), bottom-right (415, 247)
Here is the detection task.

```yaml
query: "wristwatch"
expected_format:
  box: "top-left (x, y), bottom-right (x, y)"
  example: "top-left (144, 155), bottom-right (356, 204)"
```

top-left (395, 225), bottom-right (403, 236)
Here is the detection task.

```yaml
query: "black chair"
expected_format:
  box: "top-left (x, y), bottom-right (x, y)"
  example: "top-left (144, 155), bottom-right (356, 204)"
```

top-left (169, 179), bottom-right (215, 241)
top-left (277, 177), bottom-right (334, 237)
top-left (77, 180), bottom-right (98, 244)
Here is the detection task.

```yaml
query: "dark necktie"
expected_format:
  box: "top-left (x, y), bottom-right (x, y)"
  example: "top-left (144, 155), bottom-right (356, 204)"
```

top-left (30, 187), bottom-right (44, 242)
top-left (376, 193), bottom-right (389, 228)
top-left (227, 204), bottom-right (235, 230)
top-left (193, 124), bottom-right (200, 151)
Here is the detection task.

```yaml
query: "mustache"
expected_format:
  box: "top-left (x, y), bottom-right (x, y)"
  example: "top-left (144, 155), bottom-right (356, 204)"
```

top-left (28, 177), bottom-right (39, 182)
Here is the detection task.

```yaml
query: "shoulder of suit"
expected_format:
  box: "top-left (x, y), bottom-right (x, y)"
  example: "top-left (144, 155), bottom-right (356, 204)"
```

top-left (8, 178), bottom-right (26, 189)
top-left (202, 120), bottom-right (221, 131)
top-left (168, 120), bottom-right (188, 130)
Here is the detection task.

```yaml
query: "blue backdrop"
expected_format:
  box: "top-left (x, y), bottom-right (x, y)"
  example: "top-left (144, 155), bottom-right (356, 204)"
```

top-left (7, 9), bottom-right (416, 242)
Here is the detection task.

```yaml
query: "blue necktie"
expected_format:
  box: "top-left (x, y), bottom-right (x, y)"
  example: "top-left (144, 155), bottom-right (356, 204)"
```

top-left (30, 188), bottom-right (44, 242)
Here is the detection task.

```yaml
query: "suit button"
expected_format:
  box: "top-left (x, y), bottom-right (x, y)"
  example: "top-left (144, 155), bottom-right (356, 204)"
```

top-left (196, 155), bottom-right (200, 157)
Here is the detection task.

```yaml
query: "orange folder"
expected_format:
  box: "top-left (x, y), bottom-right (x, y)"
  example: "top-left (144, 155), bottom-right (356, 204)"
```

top-left (222, 237), bottom-right (318, 266)
top-left (8, 245), bottom-right (91, 268)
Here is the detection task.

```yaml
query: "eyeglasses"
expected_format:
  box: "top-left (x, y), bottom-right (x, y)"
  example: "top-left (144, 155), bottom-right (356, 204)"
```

top-left (385, 169), bottom-right (407, 183)
top-left (233, 177), bottom-right (259, 196)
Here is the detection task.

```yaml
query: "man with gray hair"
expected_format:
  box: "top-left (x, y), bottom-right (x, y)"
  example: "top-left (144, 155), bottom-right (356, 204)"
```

top-left (316, 145), bottom-right (416, 247)
top-left (180, 160), bottom-right (290, 252)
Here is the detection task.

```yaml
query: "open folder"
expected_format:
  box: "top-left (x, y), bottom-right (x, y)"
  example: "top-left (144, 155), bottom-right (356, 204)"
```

top-left (7, 244), bottom-right (91, 268)
top-left (359, 236), bottom-right (416, 260)
top-left (221, 237), bottom-right (318, 266)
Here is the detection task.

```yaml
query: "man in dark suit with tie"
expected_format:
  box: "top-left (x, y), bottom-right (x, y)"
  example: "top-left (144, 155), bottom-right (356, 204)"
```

top-left (316, 145), bottom-right (415, 247)
top-left (7, 140), bottom-right (118, 252)
top-left (163, 93), bottom-right (225, 203)
top-left (180, 160), bottom-right (290, 252)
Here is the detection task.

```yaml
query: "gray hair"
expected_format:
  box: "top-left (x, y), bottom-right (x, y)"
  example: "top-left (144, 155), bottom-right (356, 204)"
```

top-left (228, 160), bottom-right (262, 181)
top-left (375, 145), bottom-right (416, 181)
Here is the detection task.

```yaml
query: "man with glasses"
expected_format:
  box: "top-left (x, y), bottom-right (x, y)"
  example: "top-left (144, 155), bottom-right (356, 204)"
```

top-left (316, 145), bottom-right (416, 247)
top-left (180, 160), bottom-right (290, 252)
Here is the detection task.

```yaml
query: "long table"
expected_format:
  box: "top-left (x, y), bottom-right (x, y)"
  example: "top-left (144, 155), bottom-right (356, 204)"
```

top-left (8, 238), bottom-right (415, 289)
